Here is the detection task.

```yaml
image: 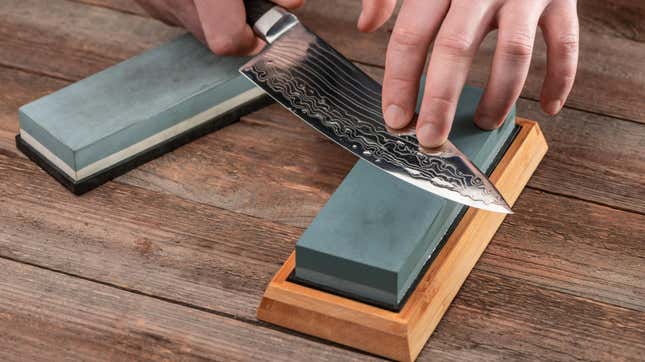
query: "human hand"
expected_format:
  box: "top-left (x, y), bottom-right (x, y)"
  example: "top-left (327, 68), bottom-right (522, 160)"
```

top-left (134, 0), bottom-right (304, 55)
top-left (358, 0), bottom-right (579, 147)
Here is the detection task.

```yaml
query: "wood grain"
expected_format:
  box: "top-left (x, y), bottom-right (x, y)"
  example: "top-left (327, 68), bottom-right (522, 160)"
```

top-left (72, 0), bottom-right (147, 16)
top-left (0, 61), bottom-right (643, 314)
top-left (0, 0), bottom-right (182, 80)
top-left (0, 0), bottom-right (643, 360)
top-left (0, 152), bottom-right (298, 321)
top-left (0, 0), bottom-right (642, 216)
top-left (578, 0), bottom-right (645, 43)
top-left (3, 63), bottom-right (642, 224)
top-left (116, 83), bottom-right (645, 220)
top-left (52, 0), bottom-right (645, 122)
top-left (422, 271), bottom-right (645, 361)
top-left (300, 0), bottom-right (645, 123)
top-left (0, 258), bottom-right (375, 362)
top-left (1, 147), bottom-right (644, 360)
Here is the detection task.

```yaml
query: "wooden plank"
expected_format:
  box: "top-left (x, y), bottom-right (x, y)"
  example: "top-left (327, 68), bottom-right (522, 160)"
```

top-left (2, 150), bottom-right (644, 360)
top-left (0, 258), bottom-right (375, 362)
top-left (0, 0), bottom-right (643, 214)
top-left (516, 99), bottom-right (645, 214)
top-left (0, 152), bottom-right (297, 320)
top-left (0, 1), bottom-right (641, 359)
top-left (299, 0), bottom-right (645, 123)
top-left (0, 66), bottom-right (67, 159)
top-left (421, 271), bottom-right (645, 361)
top-left (0, 0), bottom-right (183, 80)
top-left (578, 0), bottom-right (645, 43)
top-left (80, 0), bottom-right (645, 43)
top-left (116, 87), bottom-right (645, 220)
top-left (0, 60), bottom-right (643, 314)
top-left (81, 0), bottom-right (645, 58)
top-left (23, 0), bottom-right (645, 122)
top-left (0, 58), bottom-right (643, 222)
top-left (483, 188), bottom-right (645, 312)
top-left (0, 65), bottom-right (68, 135)
top-left (1, 149), bottom-right (644, 323)
top-left (72, 0), bottom-right (147, 16)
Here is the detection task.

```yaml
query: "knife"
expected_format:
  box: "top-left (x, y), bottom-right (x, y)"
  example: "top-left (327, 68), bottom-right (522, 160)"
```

top-left (239, 0), bottom-right (512, 214)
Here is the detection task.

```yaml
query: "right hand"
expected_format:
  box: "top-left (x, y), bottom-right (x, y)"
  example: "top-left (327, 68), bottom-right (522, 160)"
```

top-left (358, 0), bottom-right (579, 148)
top-left (134, 0), bottom-right (304, 55)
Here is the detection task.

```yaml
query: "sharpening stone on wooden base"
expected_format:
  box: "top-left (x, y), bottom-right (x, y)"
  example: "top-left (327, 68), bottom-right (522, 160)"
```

top-left (293, 86), bottom-right (517, 310)
top-left (257, 87), bottom-right (548, 361)
top-left (16, 34), bottom-right (272, 195)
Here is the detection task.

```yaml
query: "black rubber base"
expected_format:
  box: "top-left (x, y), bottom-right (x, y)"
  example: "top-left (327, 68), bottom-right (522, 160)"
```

top-left (16, 95), bottom-right (273, 195)
top-left (288, 124), bottom-right (521, 312)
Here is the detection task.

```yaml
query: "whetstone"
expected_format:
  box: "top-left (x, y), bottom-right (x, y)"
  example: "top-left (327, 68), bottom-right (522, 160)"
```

top-left (16, 34), bottom-right (272, 194)
top-left (257, 87), bottom-right (548, 361)
top-left (294, 86), bottom-right (517, 310)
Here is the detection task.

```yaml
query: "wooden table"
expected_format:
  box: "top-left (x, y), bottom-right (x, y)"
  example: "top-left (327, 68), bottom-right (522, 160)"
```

top-left (1, 1), bottom-right (643, 360)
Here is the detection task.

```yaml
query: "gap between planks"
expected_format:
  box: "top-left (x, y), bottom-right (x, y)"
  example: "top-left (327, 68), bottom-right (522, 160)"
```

top-left (1, 151), bottom-right (643, 315)
top-left (0, 253), bottom-right (379, 358)
top-left (524, 185), bottom-right (645, 217)
top-left (2, 151), bottom-right (644, 360)
top-left (52, 0), bottom-right (645, 123)
top-left (0, 256), bottom-right (379, 361)
top-left (0, 37), bottom-right (639, 128)
top-left (0, 63), bottom-right (641, 219)
top-left (1, 0), bottom-right (642, 215)
top-left (2, 224), bottom-right (643, 359)
top-left (3, 0), bottom-right (645, 125)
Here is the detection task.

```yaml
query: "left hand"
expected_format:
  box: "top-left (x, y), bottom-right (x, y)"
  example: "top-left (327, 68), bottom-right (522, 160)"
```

top-left (134, 0), bottom-right (304, 56)
top-left (358, 0), bottom-right (579, 148)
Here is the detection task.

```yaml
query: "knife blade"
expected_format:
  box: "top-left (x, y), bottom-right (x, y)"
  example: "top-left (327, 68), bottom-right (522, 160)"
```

top-left (239, 1), bottom-right (512, 214)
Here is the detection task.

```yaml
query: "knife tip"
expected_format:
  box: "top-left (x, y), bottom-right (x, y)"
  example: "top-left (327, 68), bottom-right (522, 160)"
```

top-left (482, 200), bottom-right (513, 214)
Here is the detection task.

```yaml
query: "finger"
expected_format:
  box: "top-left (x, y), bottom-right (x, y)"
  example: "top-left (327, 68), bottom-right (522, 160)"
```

top-left (475, 1), bottom-right (546, 130)
top-left (382, 0), bottom-right (450, 130)
top-left (272, 0), bottom-right (305, 9)
top-left (194, 0), bottom-right (261, 55)
top-left (539, 0), bottom-right (579, 115)
top-left (417, 1), bottom-right (495, 147)
top-left (358, 0), bottom-right (397, 33)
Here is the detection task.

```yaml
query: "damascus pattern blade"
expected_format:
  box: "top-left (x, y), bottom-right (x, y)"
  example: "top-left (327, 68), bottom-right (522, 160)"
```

top-left (240, 23), bottom-right (511, 213)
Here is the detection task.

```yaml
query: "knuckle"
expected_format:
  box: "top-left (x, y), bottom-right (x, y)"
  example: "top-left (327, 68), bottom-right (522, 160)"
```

top-left (390, 27), bottom-right (429, 48)
top-left (555, 33), bottom-right (579, 57)
top-left (551, 70), bottom-right (577, 84)
top-left (500, 32), bottom-right (534, 58)
top-left (434, 32), bottom-right (474, 56)
top-left (428, 94), bottom-right (455, 107)
top-left (421, 93), bottom-right (456, 125)
top-left (385, 72), bottom-right (418, 85)
top-left (207, 36), bottom-right (239, 55)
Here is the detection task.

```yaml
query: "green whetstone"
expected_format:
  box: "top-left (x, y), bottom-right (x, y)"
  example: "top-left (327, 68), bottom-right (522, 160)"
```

top-left (16, 34), bottom-right (271, 194)
top-left (294, 86), bottom-right (517, 310)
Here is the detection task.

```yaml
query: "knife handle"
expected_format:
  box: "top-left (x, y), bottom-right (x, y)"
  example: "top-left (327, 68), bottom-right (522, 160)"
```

top-left (244, 0), bottom-right (276, 25)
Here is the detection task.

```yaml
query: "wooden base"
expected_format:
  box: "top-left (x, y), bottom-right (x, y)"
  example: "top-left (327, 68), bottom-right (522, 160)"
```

top-left (257, 119), bottom-right (548, 361)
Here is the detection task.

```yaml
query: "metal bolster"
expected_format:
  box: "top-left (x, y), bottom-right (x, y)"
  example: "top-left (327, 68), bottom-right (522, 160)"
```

top-left (252, 6), bottom-right (299, 44)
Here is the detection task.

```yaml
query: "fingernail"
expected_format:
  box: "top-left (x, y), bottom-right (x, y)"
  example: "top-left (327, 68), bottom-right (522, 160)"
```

top-left (384, 104), bottom-right (408, 129)
top-left (417, 123), bottom-right (442, 148)
top-left (544, 99), bottom-right (562, 115)
top-left (475, 114), bottom-right (498, 130)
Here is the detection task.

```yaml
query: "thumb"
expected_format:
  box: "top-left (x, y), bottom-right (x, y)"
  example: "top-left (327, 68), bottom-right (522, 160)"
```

top-left (358, 0), bottom-right (397, 32)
